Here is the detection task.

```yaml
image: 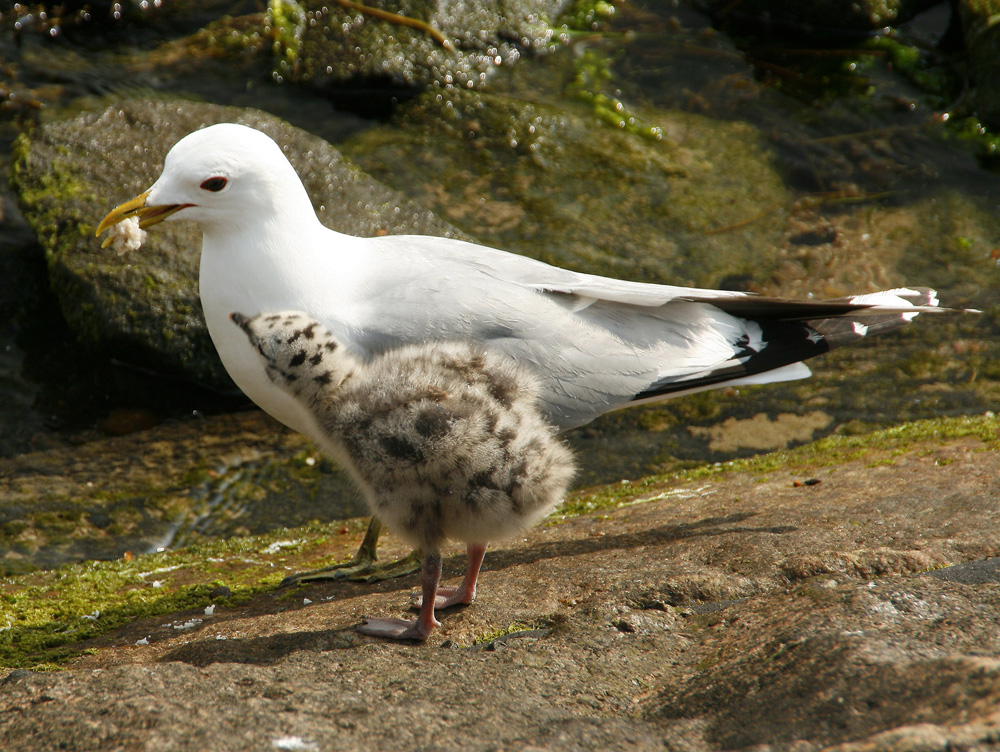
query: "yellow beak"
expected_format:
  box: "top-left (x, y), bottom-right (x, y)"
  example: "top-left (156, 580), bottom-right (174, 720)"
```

top-left (95, 191), bottom-right (191, 248)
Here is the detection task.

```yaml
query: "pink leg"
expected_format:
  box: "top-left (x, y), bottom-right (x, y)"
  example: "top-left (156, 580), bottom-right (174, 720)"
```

top-left (357, 550), bottom-right (442, 641)
top-left (413, 542), bottom-right (488, 610)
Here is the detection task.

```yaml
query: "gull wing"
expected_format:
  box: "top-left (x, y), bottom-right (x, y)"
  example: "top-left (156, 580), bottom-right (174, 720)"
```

top-left (353, 236), bottom-right (940, 430)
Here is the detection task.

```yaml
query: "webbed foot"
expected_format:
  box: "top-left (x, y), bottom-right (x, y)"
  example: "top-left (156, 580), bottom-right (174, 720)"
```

top-left (357, 550), bottom-right (445, 642)
top-left (409, 542), bottom-right (487, 610)
top-left (279, 518), bottom-right (422, 585)
top-left (281, 548), bottom-right (422, 586)
top-left (411, 585), bottom-right (473, 610)
top-left (356, 616), bottom-right (436, 641)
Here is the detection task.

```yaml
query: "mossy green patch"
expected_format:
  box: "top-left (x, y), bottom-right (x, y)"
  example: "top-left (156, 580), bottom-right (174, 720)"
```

top-left (863, 36), bottom-right (955, 109)
top-left (567, 47), bottom-right (664, 141)
top-left (554, 414), bottom-right (1000, 520)
top-left (0, 521), bottom-right (351, 670)
top-left (10, 133), bottom-right (97, 262)
top-left (267, 0), bottom-right (307, 80)
top-left (559, 0), bottom-right (617, 31)
top-left (472, 618), bottom-right (553, 646)
top-left (343, 79), bottom-right (786, 289)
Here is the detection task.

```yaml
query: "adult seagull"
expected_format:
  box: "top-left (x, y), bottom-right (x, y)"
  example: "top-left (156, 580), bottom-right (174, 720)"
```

top-left (98, 123), bottom-right (942, 582)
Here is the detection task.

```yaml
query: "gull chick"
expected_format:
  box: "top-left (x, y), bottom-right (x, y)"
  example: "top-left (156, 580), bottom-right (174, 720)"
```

top-left (97, 123), bottom-right (946, 581)
top-left (230, 310), bottom-right (575, 641)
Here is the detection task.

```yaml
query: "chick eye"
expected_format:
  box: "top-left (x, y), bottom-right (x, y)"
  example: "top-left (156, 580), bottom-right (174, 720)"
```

top-left (200, 177), bottom-right (228, 192)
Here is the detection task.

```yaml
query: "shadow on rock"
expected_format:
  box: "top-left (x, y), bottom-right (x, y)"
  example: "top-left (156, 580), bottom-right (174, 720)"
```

top-left (161, 626), bottom-right (362, 667)
top-left (483, 511), bottom-right (795, 573)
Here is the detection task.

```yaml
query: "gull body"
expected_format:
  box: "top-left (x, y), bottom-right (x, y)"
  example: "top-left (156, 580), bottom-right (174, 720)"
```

top-left (98, 123), bottom-right (942, 581)
top-left (99, 124), bottom-right (940, 434)
top-left (231, 310), bottom-right (574, 640)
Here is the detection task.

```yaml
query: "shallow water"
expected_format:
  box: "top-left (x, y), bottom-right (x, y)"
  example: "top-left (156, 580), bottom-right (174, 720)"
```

top-left (1, 1), bottom-right (998, 566)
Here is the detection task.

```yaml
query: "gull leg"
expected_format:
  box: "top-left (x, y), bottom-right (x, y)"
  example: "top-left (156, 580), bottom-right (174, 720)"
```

top-left (412, 542), bottom-right (487, 610)
top-left (357, 550), bottom-right (442, 641)
top-left (280, 517), bottom-right (422, 586)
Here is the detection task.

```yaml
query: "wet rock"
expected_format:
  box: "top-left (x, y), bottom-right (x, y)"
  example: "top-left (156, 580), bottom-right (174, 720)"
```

top-left (343, 85), bottom-right (791, 285)
top-left (273, 0), bottom-right (570, 100)
top-left (927, 556), bottom-right (1000, 585)
top-left (650, 576), bottom-right (1000, 749)
top-left (1, 0), bottom-right (255, 40)
top-left (958, 0), bottom-right (1000, 128)
top-left (688, 410), bottom-right (834, 453)
top-left (0, 334), bottom-right (43, 458)
top-left (11, 99), bottom-right (463, 389)
top-left (0, 410), bottom-right (367, 574)
top-left (708, 0), bottom-right (942, 36)
top-left (1, 420), bottom-right (1000, 749)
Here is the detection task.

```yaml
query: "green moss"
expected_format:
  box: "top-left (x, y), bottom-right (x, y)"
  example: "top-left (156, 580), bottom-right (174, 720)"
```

top-left (559, 0), bottom-right (617, 32)
top-left (555, 414), bottom-right (1000, 520)
top-left (946, 115), bottom-right (1000, 162)
top-left (472, 618), bottom-right (552, 645)
top-left (0, 521), bottom-right (351, 670)
top-left (865, 458), bottom-right (897, 468)
top-left (178, 13), bottom-right (270, 61)
top-left (12, 134), bottom-right (95, 223)
top-left (865, 36), bottom-right (954, 106)
top-left (267, 0), bottom-right (307, 80)
top-left (567, 47), bottom-right (664, 142)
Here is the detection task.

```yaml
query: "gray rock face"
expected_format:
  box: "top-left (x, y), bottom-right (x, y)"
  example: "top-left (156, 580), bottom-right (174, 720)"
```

top-left (12, 100), bottom-right (462, 389)
top-left (2, 426), bottom-right (1000, 749)
top-left (705, 0), bottom-right (942, 33)
top-left (652, 578), bottom-right (1000, 748)
top-left (959, 0), bottom-right (1000, 129)
top-left (275, 0), bottom-right (570, 92)
top-left (0, 411), bottom-right (369, 574)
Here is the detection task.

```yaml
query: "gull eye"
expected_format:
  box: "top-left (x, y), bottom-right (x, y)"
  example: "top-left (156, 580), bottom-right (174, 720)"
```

top-left (200, 176), bottom-right (228, 192)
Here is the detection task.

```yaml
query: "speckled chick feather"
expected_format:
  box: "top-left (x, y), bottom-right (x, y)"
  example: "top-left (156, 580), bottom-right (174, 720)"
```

top-left (231, 310), bottom-right (575, 641)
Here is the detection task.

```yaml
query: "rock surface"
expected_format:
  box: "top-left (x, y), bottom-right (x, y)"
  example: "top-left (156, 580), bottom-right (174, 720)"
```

top-left (707, 0), bottom-right (942, 34)
top-left (0, 411), bottom-right (366, 575)
top-left (342, 83), bottom-right (790, 284)
top-left (2, 420), bottom-right (999, 750)
top-left (275, 0), bottom-right (571, 95)
top-left (958, 0), bottom-right (1000, 128)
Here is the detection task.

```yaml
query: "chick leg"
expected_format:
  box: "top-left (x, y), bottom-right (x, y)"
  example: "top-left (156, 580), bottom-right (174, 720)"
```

top-left (357, 550), bottom-right (442, 641)
top-left (280, 516), bottom-right (422, 586)
top-left (412, 542), bottom-right (487, 610)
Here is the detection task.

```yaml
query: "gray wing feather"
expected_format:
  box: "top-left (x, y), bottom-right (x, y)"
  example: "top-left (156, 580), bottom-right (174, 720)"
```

top-left (353, 236), bottom-right (937, 430)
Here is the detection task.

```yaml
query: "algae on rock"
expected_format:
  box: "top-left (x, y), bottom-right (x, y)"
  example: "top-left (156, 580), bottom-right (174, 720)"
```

top-left (342, 84), bottom-right (791, 288)
top-left (268, 0), bottom-right (569, 91)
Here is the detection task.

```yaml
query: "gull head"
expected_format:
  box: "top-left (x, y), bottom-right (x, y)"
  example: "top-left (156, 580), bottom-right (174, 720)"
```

top-left (96, 123), bottom-right (310, 245)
